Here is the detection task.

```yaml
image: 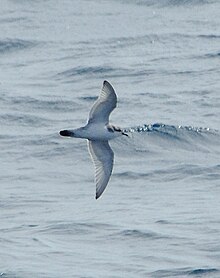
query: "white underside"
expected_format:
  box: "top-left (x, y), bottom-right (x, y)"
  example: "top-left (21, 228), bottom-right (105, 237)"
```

top-left (73, 124), bottom-right (121, 141)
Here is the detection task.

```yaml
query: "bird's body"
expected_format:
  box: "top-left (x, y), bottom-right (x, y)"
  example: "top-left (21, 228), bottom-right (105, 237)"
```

top-left (60, 123), bottom-right (122, 141)
top-left (60, 80), bottom-right (127, 199)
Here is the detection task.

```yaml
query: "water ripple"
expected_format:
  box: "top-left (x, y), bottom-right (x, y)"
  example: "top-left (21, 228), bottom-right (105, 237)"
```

top-left (135, 0), bottom-right (214, 7)
top-left (151, 267), bottom-right (219, 278)
top-left (113, 229), bottom-right (164, 240)
top-left (0, 39), bottom-right (36, 54)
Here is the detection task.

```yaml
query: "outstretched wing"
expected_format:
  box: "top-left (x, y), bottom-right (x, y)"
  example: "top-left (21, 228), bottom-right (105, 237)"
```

top-left (88, 140), bottom-right (114, 199)
top-left (88, 80), bottom-right (117, 124)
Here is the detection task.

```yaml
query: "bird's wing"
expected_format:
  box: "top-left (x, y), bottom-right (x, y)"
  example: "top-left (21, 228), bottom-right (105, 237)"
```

top-left (88, 80), bottom-right (117, 124)
top-left (88, 140), bottom-right (114, 199)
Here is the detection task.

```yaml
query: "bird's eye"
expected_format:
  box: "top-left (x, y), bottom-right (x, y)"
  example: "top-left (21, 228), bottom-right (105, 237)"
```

top-left (107, 127), bottom-right (114, 133)
top-left (113, 126), bottom-right (121, 132)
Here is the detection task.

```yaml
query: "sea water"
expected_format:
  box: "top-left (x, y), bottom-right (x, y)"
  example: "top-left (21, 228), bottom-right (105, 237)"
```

top-left (0, 0), bottom-right (220, 277)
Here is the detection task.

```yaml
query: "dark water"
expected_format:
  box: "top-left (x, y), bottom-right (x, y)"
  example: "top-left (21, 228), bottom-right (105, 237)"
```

top-left (0, 0), bottom-right (220, 277)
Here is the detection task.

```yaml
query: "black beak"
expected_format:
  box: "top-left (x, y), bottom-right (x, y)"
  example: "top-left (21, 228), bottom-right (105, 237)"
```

top-left (59, 130), bottom-right (72, 137)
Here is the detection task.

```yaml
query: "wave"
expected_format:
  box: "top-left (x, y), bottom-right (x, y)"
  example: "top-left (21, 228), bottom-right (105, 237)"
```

top-left (112, 123), bottom-right (220, 158)
top-left (0, 39), bottom-right (36, 54)
top-left (0, 94), bottom-right (77, 114)
top-left (133, 0), bottom-right (214, 7)
top-left (38, 221), bottom-right (115, 236)
top-left (110, 228), bottom-right (167, 240)
top-left (204, 52), bottom-right (220, 58)
top-left (0, 272), bottom-right (24, 278)
top-left (110, 123), bottom-right (220, 185)
top-left (0, 113), bottom-right (50, 127)
top-left (58, 66), bottom-right (114, 78)
top-left (56, 65), bottom-right (151, 81)
top-left (198, 34), bottom-right (220, 39)
top-left (151, 267), bottom-right (219, 277)
top-left (121, 123), bottom-right (219, 149)
top-left (124, 123), bottom-right (213, 134)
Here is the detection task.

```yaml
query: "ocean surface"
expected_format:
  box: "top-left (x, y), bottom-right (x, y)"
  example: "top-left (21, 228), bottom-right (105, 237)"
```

top-left (0, 0), bottom-right (220, 277)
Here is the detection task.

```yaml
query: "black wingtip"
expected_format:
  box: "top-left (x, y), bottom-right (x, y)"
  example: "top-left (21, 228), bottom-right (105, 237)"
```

top-left (96, 192), bottom-right (101, 200)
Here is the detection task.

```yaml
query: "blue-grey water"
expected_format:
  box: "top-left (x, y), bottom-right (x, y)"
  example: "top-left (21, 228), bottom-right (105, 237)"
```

top-left (1, 0), bottom-right (220, 277)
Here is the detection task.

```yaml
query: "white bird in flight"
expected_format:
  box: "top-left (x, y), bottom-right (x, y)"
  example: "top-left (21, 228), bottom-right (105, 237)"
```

top-left (60, 80), bottom-right (128, 199)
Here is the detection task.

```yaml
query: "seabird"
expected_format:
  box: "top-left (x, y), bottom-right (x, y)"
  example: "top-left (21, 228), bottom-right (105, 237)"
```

top-left (60, 80), bottom-right (128, 199)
